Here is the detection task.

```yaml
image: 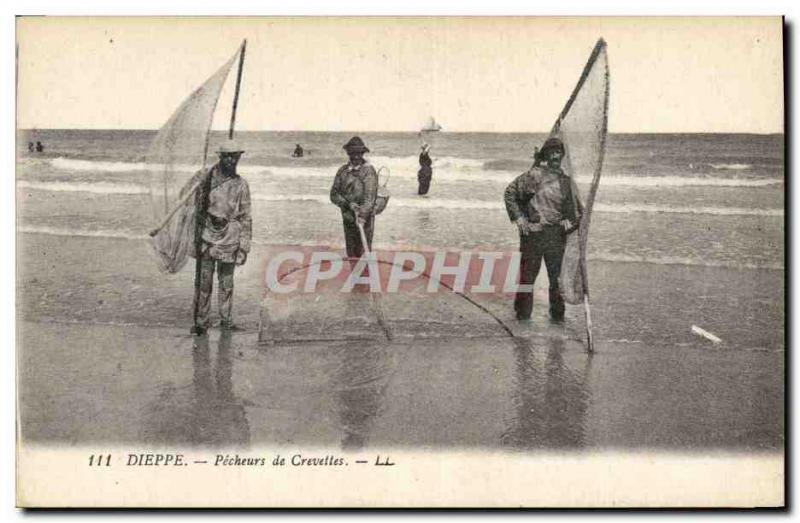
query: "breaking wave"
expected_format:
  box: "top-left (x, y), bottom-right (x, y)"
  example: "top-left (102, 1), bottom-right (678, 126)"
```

top-left (18, 180), bottom-right (783, 217)
top-left (252, 193), bottom-right (782, 216)
top-left (18, 180), bottom-right (148, 195)
top-left (709, 163), bottom-right (753, 170)
top-left (42, 157), bottom-right (783, 188)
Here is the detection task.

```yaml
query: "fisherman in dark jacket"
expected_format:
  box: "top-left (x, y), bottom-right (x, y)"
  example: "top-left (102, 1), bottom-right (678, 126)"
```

top-left (504, 137), bottom-right (582, 321)
top-left (417, 143), bottom-right (433, 195)
top-left (330, 136), bottom-right (378, 259)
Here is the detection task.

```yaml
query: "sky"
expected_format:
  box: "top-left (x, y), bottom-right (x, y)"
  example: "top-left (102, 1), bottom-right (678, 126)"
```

top-left (16, 16), bottom-right (784, 133)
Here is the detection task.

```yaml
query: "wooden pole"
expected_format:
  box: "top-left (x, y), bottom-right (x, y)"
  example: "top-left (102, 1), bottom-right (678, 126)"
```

top-left (582, 278), bottom-right (595, 353)
top-left (228, 40), bottom-right (247, 140)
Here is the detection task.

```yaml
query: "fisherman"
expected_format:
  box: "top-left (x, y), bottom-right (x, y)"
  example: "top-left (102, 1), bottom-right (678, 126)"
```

top-left (417, 143), bottom-right (433, 195)
top-left (27, 142), bottom-right (34, 153)
top-left (330, 136), bottom-right (378, 259)
top-left (504, 137), bottom-right (582, 322)
top-left (35, 141), bottom-right (44, 153)
top-left (190, 140), bottom-right (252, 335)
top-left (292, 143), bottom-right (304, 158)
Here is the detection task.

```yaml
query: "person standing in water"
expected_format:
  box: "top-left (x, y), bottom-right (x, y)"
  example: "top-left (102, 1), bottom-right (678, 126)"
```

top-left (417, 143), bottom-right (433, 195)
top-left (35, 141), bottom-right (44, 153)
top-left (503, 137), bottom-right (582, 322)
top-left (292, 143), bottom-right (304, 158)
top-left (330, 136), bottom-right (378, 259)
top-left (190, 140), bottom-right (252, 335)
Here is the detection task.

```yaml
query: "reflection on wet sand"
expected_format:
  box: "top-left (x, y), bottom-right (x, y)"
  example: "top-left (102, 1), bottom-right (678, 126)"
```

top-left (331, 341), bottom-right (395, 450)
top-left (501, 336), bottom-right (591, 449)
top-left (416, 209), bottom-right (433, 233)
top-left (141, 331), bottom-right (250, 447)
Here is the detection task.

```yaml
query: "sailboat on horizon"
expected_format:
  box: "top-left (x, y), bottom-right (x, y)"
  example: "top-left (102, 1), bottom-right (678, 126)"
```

top-left (420, 116), bottom-right (443, 133)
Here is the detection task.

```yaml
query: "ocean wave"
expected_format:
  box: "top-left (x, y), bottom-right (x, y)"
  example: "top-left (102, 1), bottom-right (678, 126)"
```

top-left (17, 224), bottom-right (783, 271)
top-left (587, 252), bottom-right (783, 271)
top-left (18, 225), bottom-right (148, 240)
top-left (709, 163), bottom-right (753, 170)
top-left (585, 175), bottom-right (781, 188)
top-left (18, 181), bottom-right (783, 217)
top-left (43, 156), bottom-right (783, 188)
top-left (50, 157), bottom-right (154, 173)
top-left (252, 193), bottom-right (783, 216)
top-left (18, 180), bottom-right (148, 195)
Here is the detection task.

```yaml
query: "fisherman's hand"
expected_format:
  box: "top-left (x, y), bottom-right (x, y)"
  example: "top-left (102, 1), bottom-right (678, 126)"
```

top-left (560, 219), bottom-right (573, 231)
top-left (516, 217), bottom-right (530, 235)
top-left (235, 250), bottom-right (248, 266)
top-left (349, 202), bottom-right (361, 214)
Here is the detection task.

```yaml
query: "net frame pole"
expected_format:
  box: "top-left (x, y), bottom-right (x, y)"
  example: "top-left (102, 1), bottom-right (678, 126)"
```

top-left (228, 40), bottom-right (247, 140)
top-left (551, 38), bottom-right (608, 353)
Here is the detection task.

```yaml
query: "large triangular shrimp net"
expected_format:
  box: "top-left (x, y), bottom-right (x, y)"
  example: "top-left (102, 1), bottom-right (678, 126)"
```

top-left (555, 40), bottom-right (610, 304)
top-left (147, 48), bottom-right (240, 273)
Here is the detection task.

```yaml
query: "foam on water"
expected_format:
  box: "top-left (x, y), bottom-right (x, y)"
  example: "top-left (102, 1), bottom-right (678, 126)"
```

top-left (18, 180), bottom-right (148, 195)
top-left (709, 163), bottom-right (753, 170)
top-left (252, 193), bottom-right (783, 216)
top-left (42, 157), bottom-right (783, 188)
top-left (18, 180), bottom-right (783, 217)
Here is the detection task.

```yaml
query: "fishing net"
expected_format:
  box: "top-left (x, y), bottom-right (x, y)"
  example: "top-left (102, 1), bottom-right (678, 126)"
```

top-left (148, 46), bottom-right (241, 273)
top-left (555, 39), bottom-right (610, 304)
top-left (374, 167), bottom-right (391, 215)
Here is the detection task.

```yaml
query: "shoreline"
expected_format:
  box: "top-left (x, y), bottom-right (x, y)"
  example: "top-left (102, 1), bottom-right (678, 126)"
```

top-left (17, 228), bottom-right (786, 273)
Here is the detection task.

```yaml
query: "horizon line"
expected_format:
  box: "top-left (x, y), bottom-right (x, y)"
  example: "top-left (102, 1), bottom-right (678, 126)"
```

top-left (16, 128), bottom-right (785, 136)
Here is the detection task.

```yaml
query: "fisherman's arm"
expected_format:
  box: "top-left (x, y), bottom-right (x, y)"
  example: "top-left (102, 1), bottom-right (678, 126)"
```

top-left (235, 182), bottom-right (252, 265)
top-left (504, 175), bottom-right (531, 233)
top-left (329, 168), bottom-right (349, 208)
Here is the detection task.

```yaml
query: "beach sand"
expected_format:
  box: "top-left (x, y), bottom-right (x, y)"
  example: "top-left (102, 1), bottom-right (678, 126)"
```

top-left (17, 232), bottom-right (784, 451)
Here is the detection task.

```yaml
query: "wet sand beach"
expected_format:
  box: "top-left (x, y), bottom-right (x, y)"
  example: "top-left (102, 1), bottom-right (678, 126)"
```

top-left (17, 233), bottom-right (784, 451)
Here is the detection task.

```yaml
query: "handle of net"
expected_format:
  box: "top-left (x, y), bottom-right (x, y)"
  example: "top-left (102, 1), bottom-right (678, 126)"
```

top-left (148, 179), bottom-right (203, 237)
top-left (356, 219), bottom-right (371, 257)
top-left (148, 164), bottom-right (218, 237)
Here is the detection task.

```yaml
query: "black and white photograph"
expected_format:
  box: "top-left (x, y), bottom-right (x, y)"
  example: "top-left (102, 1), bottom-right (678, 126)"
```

top-left (14, 16), bottom-right (785, 507)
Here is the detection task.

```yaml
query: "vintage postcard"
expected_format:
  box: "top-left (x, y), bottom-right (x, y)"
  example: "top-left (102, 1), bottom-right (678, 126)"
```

top-left (15, 16), bottom-right (784, 507)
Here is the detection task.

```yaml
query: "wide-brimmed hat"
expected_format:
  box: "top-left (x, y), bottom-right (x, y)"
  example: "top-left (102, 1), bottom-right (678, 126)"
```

top-left (532, 137), bottom-right (565, 160)
top-left (540, 137), bottom-right (565, 155)
top-left (343, 136), bottom-right (369, 153)
top-left (217, 140), bottom-right (245, 155)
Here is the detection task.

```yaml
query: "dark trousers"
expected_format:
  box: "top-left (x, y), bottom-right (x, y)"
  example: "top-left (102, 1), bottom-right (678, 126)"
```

top-left (194, 255), bottom-right (236, 328)
top-left (514, 226), bottom-right (566, 320)
top-left (418, 168), bottom-right (432, 195)
top-left (343, 216), bottom-right (374, 259)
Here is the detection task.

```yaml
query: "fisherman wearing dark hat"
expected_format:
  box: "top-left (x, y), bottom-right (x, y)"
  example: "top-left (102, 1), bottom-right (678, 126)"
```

top-left (503, 137), bottom-right (582, 322)
top-left (330, 136), bottom-right (379, 259)
top-left (190, 139), bottom-right (252, 335)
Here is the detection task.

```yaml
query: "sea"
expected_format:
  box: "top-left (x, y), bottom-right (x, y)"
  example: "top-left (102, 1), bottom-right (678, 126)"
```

top-left (17, 129), bottom-right (784, 270)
